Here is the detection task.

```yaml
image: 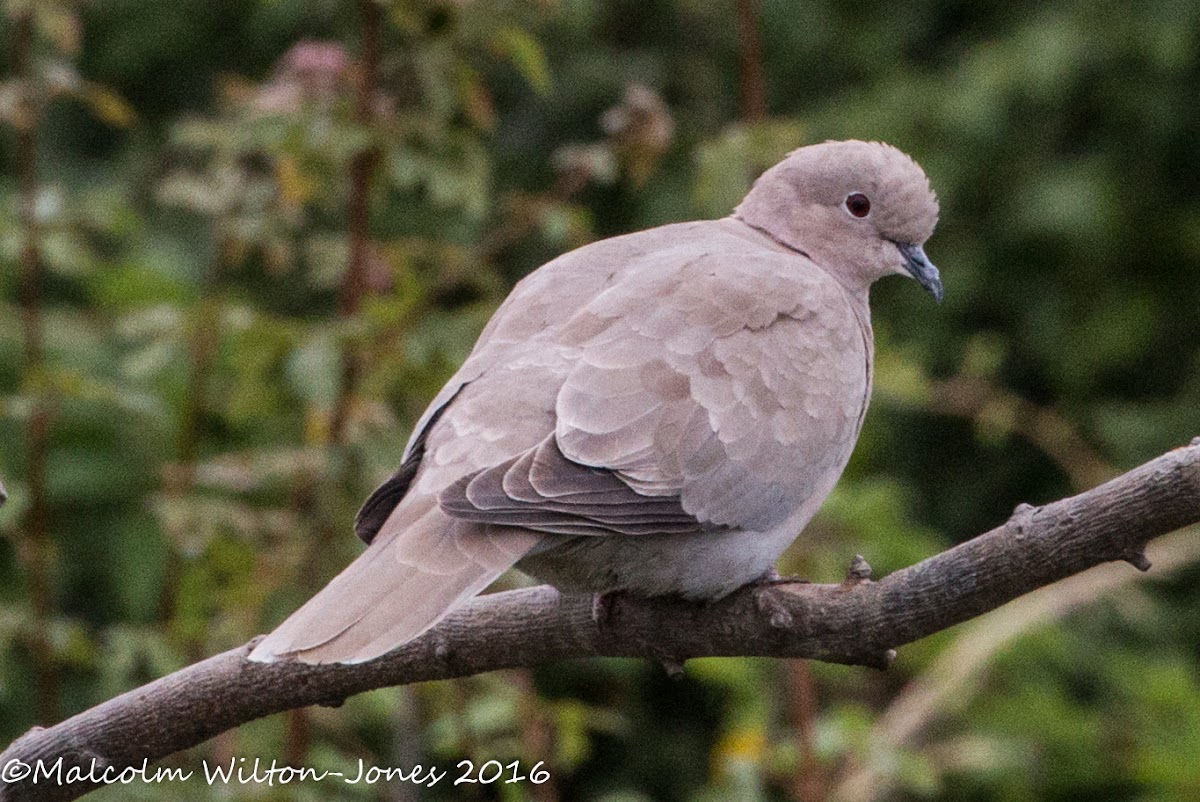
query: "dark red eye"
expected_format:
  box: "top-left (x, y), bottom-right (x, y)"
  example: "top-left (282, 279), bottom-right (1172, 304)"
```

top-left (845, 193), bottom-right (871, 218)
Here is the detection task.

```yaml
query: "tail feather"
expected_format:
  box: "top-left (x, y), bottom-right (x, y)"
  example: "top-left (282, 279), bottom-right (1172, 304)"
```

top-left (249, 500), bottom-right (538, 664)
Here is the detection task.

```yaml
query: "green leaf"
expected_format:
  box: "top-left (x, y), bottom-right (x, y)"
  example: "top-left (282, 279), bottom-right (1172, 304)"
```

top-left (490, 25), bottom-right (551, 96)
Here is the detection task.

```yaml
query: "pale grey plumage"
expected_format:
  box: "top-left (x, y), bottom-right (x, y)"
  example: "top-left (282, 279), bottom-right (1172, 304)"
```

top-left (249, 139), bottom-right (941, 664)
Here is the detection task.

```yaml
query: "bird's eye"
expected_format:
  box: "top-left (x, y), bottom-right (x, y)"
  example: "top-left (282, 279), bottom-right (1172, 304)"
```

top-left (845, 193), bottom-right (871, 218)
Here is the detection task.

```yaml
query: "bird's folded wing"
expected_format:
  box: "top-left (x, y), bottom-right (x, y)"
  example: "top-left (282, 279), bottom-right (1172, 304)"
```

top-left (354, 385), bottom-right (466, 544)
top-left (551, 252), bottom-right (867, 533)
top-left (438, 251), bottom-right (868, 537)
top-left (439, 435), bottom-right (710, 536)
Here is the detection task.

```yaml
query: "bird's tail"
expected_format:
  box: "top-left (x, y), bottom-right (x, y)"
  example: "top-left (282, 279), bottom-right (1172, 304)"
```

top-left (248, 498), bottom-right (538, 664)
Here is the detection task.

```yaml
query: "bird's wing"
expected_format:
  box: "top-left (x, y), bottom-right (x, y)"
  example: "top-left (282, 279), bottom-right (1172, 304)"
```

top-left (440, 249), bottom-right (869, 536)
top-left (352, 222), bottom-right (727, 544)
top-left (438, 434), bottom-right (710, 536)
top-left (354, 384), bottom-right (466, 543)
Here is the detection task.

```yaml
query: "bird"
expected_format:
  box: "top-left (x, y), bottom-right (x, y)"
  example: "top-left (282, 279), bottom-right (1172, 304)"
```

top-left (248, 139), bottom-right (942, 664)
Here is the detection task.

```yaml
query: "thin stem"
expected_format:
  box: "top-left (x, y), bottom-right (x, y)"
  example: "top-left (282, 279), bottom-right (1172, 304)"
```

top-left (924, 375), bottom-right (1117, 491)
top-left (786, 660), bottom-right (825, 802)
top-left (13, 8), bottom-right (58, 726)
top-left (513, 670), bottom-right (562, 802)
top-left (328, 0), bottom-right (383, 443)
top-left (14, 10), bottom-right (41, 391)
top-left (734, 0), bottom-right (768, 122)
top-left (157, 233), bottom-right (226, 634)
top-left (177, 239), bottom-right (225, 472)
top-left (282, 702), bottom-right (310, 768)
top-left (286, 0), bottom-right (384, 761)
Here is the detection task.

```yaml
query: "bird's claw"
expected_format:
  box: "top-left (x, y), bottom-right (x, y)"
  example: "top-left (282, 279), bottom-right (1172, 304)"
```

top-left (591, 590), bottom-right (627, 630)
top-left (754, 567), bottom-right (810, 588)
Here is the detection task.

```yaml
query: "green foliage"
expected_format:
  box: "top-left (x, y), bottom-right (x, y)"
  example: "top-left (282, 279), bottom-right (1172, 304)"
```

top-left (1, 1), bottom-right (1198, 800)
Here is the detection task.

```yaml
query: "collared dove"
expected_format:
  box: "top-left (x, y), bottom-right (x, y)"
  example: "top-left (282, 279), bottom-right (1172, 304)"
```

top-left (249, 139), bottom-right (942, 664)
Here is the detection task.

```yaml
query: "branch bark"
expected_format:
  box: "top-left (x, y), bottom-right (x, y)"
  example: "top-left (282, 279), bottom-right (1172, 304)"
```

top-left (3, 440), bottom-right (1199, 802)
top-left (830, 523), bottom-right (1200, 802)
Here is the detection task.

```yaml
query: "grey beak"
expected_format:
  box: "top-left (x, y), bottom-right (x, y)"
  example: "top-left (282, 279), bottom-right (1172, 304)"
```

top-left (898, 243), bottom-right (943, 304)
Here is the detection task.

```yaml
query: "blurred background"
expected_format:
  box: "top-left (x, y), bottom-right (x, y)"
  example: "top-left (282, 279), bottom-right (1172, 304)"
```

top-left (1, 0), bottom-right (1198, 799)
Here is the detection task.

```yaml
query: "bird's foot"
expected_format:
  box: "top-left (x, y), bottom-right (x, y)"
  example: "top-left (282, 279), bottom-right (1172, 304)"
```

top-left (591, 590), bottom-right (628, 630)
top-left (751, 569), bottom-right (807, 629)
top-left (753, 567), bottom-right (810, 588)
top-left (657, 656), bottom-right (687, 680)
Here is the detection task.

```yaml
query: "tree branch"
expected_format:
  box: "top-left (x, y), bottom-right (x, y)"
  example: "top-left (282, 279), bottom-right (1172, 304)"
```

top-left (3, 440), bottom-right (1199, 802)
top-left (830, 523), bottom-right (1200, 802)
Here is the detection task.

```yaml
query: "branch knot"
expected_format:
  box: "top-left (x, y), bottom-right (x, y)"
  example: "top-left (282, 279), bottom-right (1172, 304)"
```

top-left (754, 586), bottom-right (795, 629)
top-left (841, 554), bottom-right (873, 587)
top-left (1008, 502), bottom-right (1039, 534)
top-left (1124, 551), bottom-right (1152, 572)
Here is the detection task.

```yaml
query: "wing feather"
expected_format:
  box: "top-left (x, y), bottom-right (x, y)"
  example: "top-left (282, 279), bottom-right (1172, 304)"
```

top-left (439, 436), bottom-right (708, 537)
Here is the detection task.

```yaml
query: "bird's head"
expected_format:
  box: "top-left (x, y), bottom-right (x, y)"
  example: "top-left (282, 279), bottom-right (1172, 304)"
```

top-left (734, 139), bottom-right (942, 302)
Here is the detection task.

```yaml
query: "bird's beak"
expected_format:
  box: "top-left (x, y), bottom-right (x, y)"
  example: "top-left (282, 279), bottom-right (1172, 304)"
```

top-left (898, 243), bottom-right (943, 304)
